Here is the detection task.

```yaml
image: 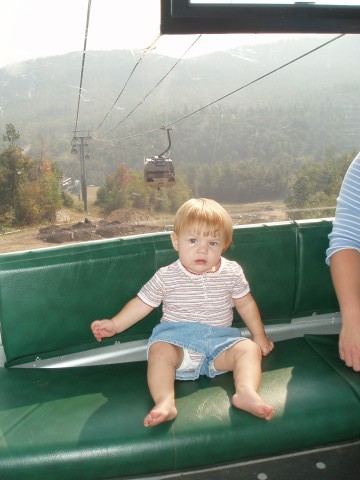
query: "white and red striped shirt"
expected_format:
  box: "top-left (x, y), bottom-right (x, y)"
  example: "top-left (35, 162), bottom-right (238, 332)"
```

top-left (138, 257), bottom-right (250, 327)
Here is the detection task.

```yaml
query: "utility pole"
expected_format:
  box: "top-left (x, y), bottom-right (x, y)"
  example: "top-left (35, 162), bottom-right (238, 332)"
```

top-left (71, 131), bottom-right (91, 212)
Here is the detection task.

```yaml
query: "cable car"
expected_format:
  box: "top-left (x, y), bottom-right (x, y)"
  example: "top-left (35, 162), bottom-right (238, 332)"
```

top-left (144, 127), bottom-right (175, 188)
top-left (144, 155), bottom-right (175, 188)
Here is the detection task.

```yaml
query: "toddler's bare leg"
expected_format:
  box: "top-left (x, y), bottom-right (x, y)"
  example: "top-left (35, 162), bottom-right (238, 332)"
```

top-left (145, 341), bottom-right (183, 427)
top-left (214, 339), bottom-right (274, 420)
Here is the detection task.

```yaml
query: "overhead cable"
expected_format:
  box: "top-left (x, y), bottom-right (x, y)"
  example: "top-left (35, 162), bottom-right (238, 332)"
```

top-left (96, 34), bottom-right (202, 139)
top-left (94, 34), bottom-right (161, 133)
top-left (164, 33), bottom-right (346, 129)
top-left (73, 0), bottom-right (92, 136)
top-left (100, 33), bottom-right (345, 143)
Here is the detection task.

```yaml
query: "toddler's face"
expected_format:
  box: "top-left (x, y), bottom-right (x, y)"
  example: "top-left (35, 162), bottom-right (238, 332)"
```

top-left (171, 226), bottom-right (225, 274)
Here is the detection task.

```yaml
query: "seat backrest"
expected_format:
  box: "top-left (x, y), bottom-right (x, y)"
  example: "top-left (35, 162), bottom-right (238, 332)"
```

top-left (229, 222), bottom-right (297, 325)
top-left (292, 219), bottom-right (338, 318)
top-left (0, 220), bottom-right (338, 367)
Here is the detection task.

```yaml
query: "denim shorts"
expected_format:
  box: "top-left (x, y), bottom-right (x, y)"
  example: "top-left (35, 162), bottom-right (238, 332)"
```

top-left (147, 321), bottom-right (246, 380)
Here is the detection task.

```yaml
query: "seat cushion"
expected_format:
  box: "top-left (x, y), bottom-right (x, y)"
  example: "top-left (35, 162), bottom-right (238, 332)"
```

top-left (0, 336), bottom-right (359, 480)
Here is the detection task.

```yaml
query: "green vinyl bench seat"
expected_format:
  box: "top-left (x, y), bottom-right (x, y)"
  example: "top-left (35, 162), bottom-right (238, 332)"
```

top-left (0, 335), bottom-right (359, 480)
top-left (0, 220), bottom-right (359, 479)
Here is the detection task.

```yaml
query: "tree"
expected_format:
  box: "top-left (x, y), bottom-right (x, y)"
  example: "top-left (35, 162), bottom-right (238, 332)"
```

top-left (96, 164), bottom-right (132, 214)
top-left (285, 152), bottom-right (354, 220)
top-left (96, 164), bottom-right (192, 215)
top-left (0, 127), bottom-right (63, 227)
top-left (0, 145), bottom-right (31, 214)
top-left (2, 123), bottom-right (20, 147)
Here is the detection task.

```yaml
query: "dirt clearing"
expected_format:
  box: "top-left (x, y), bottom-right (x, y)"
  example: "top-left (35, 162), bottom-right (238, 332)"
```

top-left (0, 200), bottom-right (288, 254)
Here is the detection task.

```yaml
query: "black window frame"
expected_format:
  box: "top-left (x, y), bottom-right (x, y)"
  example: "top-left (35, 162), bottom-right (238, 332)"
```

top-left (160, 0), bottom-right (360, 34)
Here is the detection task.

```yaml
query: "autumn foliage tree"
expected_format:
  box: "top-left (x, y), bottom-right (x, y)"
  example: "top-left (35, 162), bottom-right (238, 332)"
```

top-left (0, 124), bottom-right (63, 228)
top-left (15, 159), bottom-right (63, 225)
top-left (96, 163), bottom-right (192, 215)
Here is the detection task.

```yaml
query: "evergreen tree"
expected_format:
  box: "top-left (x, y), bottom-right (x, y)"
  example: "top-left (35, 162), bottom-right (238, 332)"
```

top-left (2, 123), bottom-right (20, 147)
top-left (285, 152), bottom-right (354, 219)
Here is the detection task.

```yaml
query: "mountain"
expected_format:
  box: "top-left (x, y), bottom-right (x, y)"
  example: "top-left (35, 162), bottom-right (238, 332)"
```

top-left (0, 35), bottom-right (359, 184)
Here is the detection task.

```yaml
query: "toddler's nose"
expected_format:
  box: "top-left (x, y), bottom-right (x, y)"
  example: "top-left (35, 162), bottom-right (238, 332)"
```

top-left (197, 240), bottom-right (208, 253)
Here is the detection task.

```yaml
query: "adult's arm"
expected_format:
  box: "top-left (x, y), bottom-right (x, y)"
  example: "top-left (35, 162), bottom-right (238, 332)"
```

top-left (330, 249), bottom-right (360, 371)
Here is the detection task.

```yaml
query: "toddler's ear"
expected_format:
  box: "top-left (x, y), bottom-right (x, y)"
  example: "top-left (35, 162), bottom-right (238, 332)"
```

top-left (170, 232), bottom-right (179, 251)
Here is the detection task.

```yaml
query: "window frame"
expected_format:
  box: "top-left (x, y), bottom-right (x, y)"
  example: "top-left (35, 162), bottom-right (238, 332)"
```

top-left (160, 0), bottom-right (360, 34)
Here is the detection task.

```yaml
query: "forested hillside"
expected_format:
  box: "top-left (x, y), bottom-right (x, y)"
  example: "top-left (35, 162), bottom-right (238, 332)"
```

top-left (0, 35), bottom-right (359, 207)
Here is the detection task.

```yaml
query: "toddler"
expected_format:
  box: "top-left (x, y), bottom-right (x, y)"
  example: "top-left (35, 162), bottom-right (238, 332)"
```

top-left (91, 198), bottom-right (274, 427)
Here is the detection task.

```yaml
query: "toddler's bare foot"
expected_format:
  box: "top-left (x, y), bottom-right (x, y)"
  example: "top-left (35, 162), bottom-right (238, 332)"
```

top-left (232, 388), bottom-right (274, 421)
top-left (144, 402), bottom-right (177, 427)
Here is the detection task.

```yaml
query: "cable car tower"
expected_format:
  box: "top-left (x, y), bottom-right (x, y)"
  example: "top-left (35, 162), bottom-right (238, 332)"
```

top-left (71, 131), bottom-right (91, 212)
top-left (144, 127), bottom-right (175, 189)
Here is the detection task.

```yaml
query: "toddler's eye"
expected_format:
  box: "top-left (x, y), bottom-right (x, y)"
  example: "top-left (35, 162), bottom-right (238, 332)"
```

top-left (189, 238), bottom-right (197, 244)
top-left (209, 241), bottom-right (219, 247)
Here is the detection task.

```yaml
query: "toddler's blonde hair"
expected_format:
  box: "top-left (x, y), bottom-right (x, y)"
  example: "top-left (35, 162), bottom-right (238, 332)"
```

top-left (173, 198), bottom-right (233, 251)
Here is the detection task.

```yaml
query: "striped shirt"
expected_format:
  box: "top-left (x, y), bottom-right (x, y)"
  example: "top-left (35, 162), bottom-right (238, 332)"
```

top-left (138, 257), bottom-right (250, 327)
top-left (326, 152), bottom-right (360, 265)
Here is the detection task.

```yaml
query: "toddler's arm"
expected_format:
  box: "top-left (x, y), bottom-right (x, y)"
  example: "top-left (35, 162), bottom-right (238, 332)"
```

top-left (234, 293), bottom-right (274, 356)
top-left (91, 296), bottom-right (154, 342)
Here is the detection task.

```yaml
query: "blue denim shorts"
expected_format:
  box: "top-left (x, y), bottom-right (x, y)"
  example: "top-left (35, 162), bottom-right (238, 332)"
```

top-left (147, 321), bottom-right (246, 380)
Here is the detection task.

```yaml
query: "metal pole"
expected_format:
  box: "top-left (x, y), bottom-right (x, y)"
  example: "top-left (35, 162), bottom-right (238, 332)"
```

top-left (72, 131), bottom-right (90, 213)
top-left (79, 137), bottom-right (88, 213)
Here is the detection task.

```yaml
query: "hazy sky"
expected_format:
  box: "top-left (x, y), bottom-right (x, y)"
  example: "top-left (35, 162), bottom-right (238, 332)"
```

top-left (0, 0), bottom-right (162, 67)
top-left (0, 0), bottom-right (329, 69)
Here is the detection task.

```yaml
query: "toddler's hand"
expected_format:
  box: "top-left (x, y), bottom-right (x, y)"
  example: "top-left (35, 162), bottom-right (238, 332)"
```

top-left (91, 319), bottom-right (117, 342)
top-left (253, 334), bottom-right (274, 356)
